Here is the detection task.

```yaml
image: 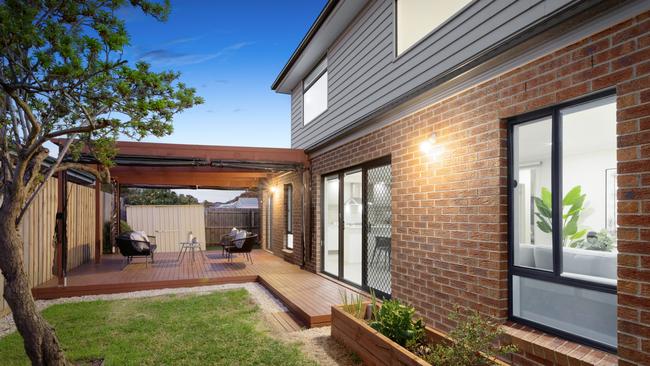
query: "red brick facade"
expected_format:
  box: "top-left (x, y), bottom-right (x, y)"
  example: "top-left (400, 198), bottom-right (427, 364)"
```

top-left (260, 172), bottom-right (304, 266)
top-left (261, 11), bottom-right (649, 365)
top-left (278, 11), bottom-right (650, 366)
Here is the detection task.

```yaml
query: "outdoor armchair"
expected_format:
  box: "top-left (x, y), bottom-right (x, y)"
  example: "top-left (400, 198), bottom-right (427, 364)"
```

top-left (225, 234), bottom-right (257, 264)
top-left (117, 231), bottom-right (157, 266)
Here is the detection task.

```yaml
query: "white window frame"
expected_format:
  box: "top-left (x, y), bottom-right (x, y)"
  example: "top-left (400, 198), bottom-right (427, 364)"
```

top-left (302, 58), bottom-right (328, 125)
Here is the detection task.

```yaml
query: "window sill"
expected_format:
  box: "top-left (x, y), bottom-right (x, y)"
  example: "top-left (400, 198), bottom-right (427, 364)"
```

top-left (282, 248), bottom-right (293, 254)
top-left (501, 322), bottom-right (617, 365)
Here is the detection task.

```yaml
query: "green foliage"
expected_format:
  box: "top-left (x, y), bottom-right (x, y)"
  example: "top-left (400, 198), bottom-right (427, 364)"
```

top-left (102, 222), bottom-right (112, 253)
top-left (0, 0), bottom-right (203, 168)
top-left (534, 186), bottom-right (587, 247)
top-left (571, 229), bottom-right (616, 252)
top-left (339, 289), bottom-right (366, 320)
top-left (420, 309), bottom-right (517, 366)
top-left (0, 289), bottom-right (316, 365)
top-left (369, 299), bottom-right (425, 348)
top-left (119, 220), bottom-right (132, 233)
top-left (124, 188), bottom-right (199, 205)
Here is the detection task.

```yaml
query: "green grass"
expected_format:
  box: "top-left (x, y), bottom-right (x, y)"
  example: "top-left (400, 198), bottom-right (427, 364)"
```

top-left (0, 289), bottom-right (317, 366)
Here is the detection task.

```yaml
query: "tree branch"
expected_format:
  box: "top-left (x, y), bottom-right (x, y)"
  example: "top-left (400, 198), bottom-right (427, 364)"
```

top-left (16, 136), bottom-right (75, 224)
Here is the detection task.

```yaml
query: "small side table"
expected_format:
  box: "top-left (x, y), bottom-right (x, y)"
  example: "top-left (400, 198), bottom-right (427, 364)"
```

top-left (177, 241), bottom-right (203, 262)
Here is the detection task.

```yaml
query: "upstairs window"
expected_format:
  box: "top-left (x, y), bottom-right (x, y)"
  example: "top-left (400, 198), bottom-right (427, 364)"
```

top-left (395, 0), bottom-right (472, 55)
top-left (303, 58), bottom-right (327, 124)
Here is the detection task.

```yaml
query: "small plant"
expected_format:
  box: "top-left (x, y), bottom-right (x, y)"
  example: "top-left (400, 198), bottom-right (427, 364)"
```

top-left (534, 186), bottom-right (587, 247)
top-left (421, 309), bottom-right (517, 366)
top-left (339, 289), bottom-right (365, 320)
top-left (571, 229), bottom-right (616, 252)
top-left (120, 220), bottom-right (133, 233)
top-left (369, 299), bottom-right (424, 348)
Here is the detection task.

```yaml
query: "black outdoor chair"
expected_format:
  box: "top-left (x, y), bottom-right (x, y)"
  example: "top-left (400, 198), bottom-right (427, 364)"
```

top-left (224, 234), bottom-right (257, 264)
top-left (116, 231), bottom-right (157, 266)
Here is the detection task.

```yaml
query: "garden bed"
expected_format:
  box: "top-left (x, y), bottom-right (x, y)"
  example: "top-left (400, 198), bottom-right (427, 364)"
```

top-left (331, 304), bottom-right (510, 366)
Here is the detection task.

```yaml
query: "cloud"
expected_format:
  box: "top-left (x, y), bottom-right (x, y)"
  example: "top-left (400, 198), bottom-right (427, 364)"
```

top-left (138, 42), bottom-right (254, 67)
top-left (138, 49), bottom-right (220, 66)
top-left (232, 108), bottom-right (244, 113)
top-left (163, 36), bottom-right (204, 47)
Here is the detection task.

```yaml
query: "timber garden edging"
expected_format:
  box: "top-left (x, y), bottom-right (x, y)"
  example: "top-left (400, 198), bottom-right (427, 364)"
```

top-left (331, 304), bottom-right (510, 366)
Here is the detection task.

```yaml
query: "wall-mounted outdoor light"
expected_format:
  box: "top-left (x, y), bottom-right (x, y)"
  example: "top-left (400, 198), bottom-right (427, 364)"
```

top-left (419, 133), bottom-right (444, 160)
top-left (269, 185), bottom-right (279, 195)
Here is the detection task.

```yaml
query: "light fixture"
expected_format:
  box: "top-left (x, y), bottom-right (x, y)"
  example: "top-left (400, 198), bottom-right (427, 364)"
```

top-left (420, 133), bottom-right (444, 160)
top-left (269, 186), bottom-right (278, 195)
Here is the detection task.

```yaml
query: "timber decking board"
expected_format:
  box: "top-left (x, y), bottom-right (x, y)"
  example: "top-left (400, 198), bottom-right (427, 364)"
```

top-left (32, 250), bottom-right (365, 327)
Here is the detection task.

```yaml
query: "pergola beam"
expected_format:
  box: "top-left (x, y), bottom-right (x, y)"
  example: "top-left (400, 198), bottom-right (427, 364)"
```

top-left (88, 140), bottom-right (308, 165)
top-left (113, 173), bottom-right (262, 188)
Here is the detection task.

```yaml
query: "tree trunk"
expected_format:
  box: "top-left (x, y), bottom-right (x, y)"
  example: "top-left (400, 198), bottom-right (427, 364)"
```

top-left (0, 202), bottom-right (68, 366)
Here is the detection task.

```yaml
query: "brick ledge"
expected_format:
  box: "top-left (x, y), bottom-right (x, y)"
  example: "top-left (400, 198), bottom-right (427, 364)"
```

top-left (501, 321), bottom-right (617, 366)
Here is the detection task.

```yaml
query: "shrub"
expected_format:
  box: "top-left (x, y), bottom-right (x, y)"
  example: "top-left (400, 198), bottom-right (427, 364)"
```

top-left (421, 309), bottom-right (517, 366)
top-left (369, 299), bottom-right (424, 348)
top-left (120, 220), bottom-right (132, 232)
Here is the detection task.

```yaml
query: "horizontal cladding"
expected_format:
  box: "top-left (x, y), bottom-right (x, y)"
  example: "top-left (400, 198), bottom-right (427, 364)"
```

top-left (290, 0), bottom-right (576, 149)
top-left (291, 84), bottom-right (303, 135)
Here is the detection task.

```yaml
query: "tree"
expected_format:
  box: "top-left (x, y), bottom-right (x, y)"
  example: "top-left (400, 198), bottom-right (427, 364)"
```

top-left (0, 1), bottom-right (202, 364)
top-left (124, 188), bottom-right (199, 205)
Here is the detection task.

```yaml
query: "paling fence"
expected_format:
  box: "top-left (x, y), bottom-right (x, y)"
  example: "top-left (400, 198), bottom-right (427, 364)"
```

top-left (205, 208), bottom-right (259, 245)
top-left (0, 178), bottom-right (100, 316)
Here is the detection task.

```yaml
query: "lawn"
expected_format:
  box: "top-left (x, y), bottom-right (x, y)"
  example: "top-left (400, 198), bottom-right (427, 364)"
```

top-left (0, 289), bottom-right (317, 365)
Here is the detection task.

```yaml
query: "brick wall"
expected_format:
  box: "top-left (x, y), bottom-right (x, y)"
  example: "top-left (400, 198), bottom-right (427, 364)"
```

top-left (261, 172), bottom-right (304, 266)
top-left (308, 11), bottom-right (650, 365)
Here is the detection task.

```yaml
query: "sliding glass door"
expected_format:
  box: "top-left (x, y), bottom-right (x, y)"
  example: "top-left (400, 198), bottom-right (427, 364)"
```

top-left (321, 157), bottom-right (392, 297)
top-left (323, 175), bottom-right (339, 276)
top-left (343, 170), bottom-right (363, 285)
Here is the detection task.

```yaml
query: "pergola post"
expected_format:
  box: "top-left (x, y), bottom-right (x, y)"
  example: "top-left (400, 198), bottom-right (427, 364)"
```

top-left (302, 167), bottom-right (311, 268)
top-left (94, 178), bottom-right (102, 264)
top-left (55, 170), bottom-right (68, 286)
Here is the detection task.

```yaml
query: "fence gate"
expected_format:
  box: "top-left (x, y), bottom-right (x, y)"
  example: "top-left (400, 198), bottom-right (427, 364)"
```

top-left (126, 205), bottom-right (206, 252)
top-left (204, 208), bottom-right (259, 245)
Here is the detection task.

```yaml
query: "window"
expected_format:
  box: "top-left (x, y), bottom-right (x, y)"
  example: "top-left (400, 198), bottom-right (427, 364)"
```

top-left (285, 184), bottom-right (293, 249)
top-left (395, 0), bottom-right (471, 55)
top-left (303, 58), bottom-right (327, 124)
top-left (509, 92), bottom-right (617, 350)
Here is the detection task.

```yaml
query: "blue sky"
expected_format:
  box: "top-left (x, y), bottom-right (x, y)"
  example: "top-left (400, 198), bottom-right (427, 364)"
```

top-left (121, 0), bottom-right (326, 148)
top-left (118, 1), bottom-right (326, 202)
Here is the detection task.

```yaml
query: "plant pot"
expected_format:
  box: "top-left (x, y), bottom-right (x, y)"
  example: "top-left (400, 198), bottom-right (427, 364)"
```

top-left (330, 304), bottom-right (509, 366)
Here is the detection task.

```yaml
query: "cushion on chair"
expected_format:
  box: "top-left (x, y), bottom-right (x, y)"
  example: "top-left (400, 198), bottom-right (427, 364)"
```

top-left (234, 230), bottom-right (247, 248)
top-left (130, 231), bottom-right (149, 243)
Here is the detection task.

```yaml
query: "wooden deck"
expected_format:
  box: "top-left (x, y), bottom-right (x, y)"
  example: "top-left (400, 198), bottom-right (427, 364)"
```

top-left (32, 249), bottom-right (362, 328)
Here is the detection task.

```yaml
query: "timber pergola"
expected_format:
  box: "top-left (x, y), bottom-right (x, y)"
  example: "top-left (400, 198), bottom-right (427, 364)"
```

top-left (53, 140), bottom-right (310, 286)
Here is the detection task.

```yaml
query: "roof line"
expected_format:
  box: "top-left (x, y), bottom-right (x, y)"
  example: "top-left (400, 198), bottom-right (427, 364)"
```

top-left (271, 0), bottom-right (340, 91)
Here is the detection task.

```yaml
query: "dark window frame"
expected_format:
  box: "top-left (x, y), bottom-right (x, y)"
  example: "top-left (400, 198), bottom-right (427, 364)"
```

top-left (284, 184), bottom-right (293, 250)
top-left (320, 156), bottom-right (392, 299)
top-left (507, 88), bottom-right (617, 353)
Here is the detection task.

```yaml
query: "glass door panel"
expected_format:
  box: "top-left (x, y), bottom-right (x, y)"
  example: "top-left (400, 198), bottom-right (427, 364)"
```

top-left (323, 175), bottom-right (339, 276)
top-left (343, 170), bottom-right (362, 285)
top-left (366, 164), bottom-right (392, 296)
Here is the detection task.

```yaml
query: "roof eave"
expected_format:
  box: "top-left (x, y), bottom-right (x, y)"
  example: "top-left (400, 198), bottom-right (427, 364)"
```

top-left (271, 0), bottom-right (340, 93)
